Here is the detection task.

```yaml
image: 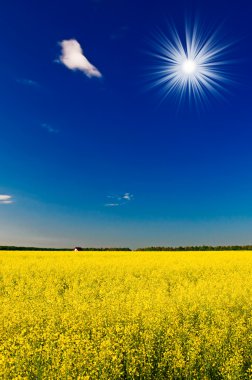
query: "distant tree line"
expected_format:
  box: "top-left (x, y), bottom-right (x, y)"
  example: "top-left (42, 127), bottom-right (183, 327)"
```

top-left (0, 246), bottom-right (131, 251)
top-left (136, 245), bottom-right (252, 251)
top-left (0, 246), bottom-right (70, 251)
top-left (73, 248), bottom-right (131, 251)
top-left (1, 245), bottom-right (252, 251)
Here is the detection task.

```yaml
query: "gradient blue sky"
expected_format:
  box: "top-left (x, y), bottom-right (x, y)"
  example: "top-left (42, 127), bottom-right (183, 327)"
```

top-left (1, 0), bottom-right (252, 248)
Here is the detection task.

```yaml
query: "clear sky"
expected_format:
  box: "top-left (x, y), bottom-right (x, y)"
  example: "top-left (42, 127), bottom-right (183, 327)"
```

top-left (1, 0), bottom-right (252, 248)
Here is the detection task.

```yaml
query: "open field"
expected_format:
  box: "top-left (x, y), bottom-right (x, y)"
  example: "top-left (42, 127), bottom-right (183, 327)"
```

top-left (1, 250), bottom-right (252, 379)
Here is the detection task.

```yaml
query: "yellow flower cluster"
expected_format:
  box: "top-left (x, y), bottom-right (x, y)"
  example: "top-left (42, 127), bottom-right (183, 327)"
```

top-left (1, 250), bottom-right (252, 379)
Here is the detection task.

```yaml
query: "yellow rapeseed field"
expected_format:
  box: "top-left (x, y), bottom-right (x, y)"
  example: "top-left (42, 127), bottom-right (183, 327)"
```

top-left (1, 250), bottom-right (252, 379)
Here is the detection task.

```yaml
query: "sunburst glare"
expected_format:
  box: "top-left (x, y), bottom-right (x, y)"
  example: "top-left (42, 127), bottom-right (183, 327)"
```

top-left (146, 19), bottom-right (234, 106)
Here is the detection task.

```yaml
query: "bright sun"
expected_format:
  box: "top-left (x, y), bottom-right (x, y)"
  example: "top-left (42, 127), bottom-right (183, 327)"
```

top-left (182, 59), bottom-right (196, 75)
top-left (147, 19), bottom-right (233, 105)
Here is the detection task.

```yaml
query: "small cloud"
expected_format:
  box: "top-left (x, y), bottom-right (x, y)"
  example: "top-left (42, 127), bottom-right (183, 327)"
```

top-left (58, 39), bottom-right (102, 79)
top-left (17, 78), bottom-right (39, 87)
top-left (105, 203), bottom-right (120, 207)
top-left (105, 192), bottom-right (134, 207)
top-left (121, 192), bottom-right (133, 201)
top-left (0, 195), bottom-right (13, 204)
top-left (41, 123), bottom-right (59, 133)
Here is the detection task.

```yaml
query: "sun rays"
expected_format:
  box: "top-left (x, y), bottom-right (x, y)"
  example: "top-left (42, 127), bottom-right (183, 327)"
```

top-left (146, 18), bottom-right (234, 107)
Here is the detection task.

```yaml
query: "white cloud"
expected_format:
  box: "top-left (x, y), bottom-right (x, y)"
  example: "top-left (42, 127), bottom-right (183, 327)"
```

top-left (105, 193), bottom-right (134, 207)
top-left (121, 192), bottom-right (133, 201)
top-left (41, 123), bottom-right (59, 133)
top-left (17, 78), bottom-right (39, 87)
top-left (59, 39), bottom-right (102, 78)
top-left (0, 195), bottom-right (13, 204)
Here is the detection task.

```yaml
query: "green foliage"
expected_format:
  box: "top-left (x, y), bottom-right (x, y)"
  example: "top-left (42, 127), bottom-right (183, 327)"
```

top-left (0, 246), bottom-right (131, 251)
top-left (136, 245), bottom-right (252, 251)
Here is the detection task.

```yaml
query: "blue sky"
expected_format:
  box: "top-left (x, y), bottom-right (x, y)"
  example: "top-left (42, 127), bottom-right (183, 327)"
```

top-left (1, 0), bottom-right (252, 248)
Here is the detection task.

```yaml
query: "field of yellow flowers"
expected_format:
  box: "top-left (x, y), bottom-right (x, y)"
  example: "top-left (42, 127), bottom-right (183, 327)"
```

top-left (1, 250), bottom-right (252, 379)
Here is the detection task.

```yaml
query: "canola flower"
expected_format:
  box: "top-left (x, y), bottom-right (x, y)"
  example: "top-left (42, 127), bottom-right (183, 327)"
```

top-left (1, 250), bottom-right (252, 379)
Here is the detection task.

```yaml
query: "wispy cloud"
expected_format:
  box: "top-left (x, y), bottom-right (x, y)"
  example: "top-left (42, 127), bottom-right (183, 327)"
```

top-left (0, 195), bottom-right (13, 204)
top-left (58, 39), bottom-right (102, 78)
top-left (16, 78), bottom-right (39, 87)
top-left (41, 123), bottom-right (59, 134)
top-left (121, 192), bottom-right (133, 201)
top-left (105, 193), bottom-right (134, 207)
